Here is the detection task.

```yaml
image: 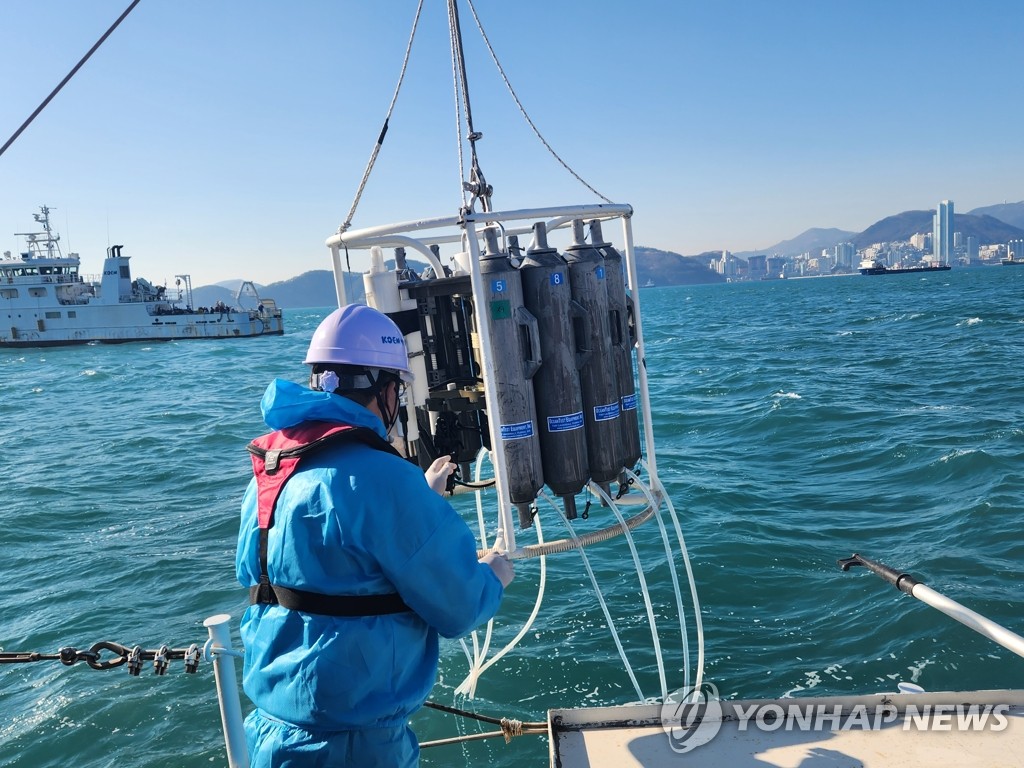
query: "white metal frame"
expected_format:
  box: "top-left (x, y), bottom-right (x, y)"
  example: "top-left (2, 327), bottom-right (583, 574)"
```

top-left (325, 202), bottom-right (660, 555)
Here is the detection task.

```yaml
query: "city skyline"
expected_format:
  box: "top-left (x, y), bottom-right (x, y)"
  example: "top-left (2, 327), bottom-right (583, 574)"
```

top-left (709, 197), bottom-right (1024, 278)
top-left (3, 2), bottom-right (1024, 286)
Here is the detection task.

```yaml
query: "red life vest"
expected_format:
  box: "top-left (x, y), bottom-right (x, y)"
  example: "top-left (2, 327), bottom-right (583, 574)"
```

top-left (246, 420), bottom-right (411, 617)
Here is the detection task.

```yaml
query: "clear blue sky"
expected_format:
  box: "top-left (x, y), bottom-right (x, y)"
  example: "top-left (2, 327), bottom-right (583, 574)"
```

top-left (2, 1), bottom-right (1023, 286)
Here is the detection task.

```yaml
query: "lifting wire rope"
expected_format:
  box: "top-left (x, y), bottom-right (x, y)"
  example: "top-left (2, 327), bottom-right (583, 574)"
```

top-left (447, 0), bottom-right (491, 214)
top-left (338, 0), bottom-right (612, 238)
top-left (0, 0), bottom-right (143, 160)
top-left (336, 0), bottom-right (426, 243)
top-left (448, 0), bottom-right (470, 212)
top-left (462, 0), bottom-right (613, 204)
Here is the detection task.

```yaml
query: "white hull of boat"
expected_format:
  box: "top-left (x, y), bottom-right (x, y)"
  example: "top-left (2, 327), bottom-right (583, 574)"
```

top-left (550, 688), bottom-right (1024, 767)
top-left (0, 302), bottom-right (283, 347)
top-left (2, 207), bottom-right (284, 347)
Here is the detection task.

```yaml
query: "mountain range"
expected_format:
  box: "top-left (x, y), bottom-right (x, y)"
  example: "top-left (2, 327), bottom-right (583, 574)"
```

top-left (195, 200), bottom-right (1024, 308)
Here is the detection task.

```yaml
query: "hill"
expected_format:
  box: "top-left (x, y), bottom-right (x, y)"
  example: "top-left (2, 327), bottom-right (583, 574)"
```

top-left (190, 284), bottom-right (239, 309)
top-left (192, 271), bottom-right (359, 309)
top-left (852, 210), bottom-right (933, 248)
top-left (967, 201), bottom-right (1024, 229)
top-left (954, 213), bottom-right (1024, 244)
top-left (264, 270), bottom-right (363, 308)
top-left (192, 248), bottom-right (721, 308)
top-left (635, 246), bottom-right (725, 286)
top-left (853, 210), bottom-right (1024, 249)
top-left (210, 259), bottom-right (446, 309)
top-left (736, 227), bottom-right (856, 259)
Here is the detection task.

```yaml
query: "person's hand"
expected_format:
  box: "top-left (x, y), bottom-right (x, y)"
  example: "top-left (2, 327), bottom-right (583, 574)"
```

top-left (424, 455), bottom-right (456, 495)
top-left (480, 550), bottom-right (514, 588)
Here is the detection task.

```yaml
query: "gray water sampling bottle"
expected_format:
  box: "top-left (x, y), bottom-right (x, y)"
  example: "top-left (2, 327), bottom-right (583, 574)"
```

top-left (478, 227), bottom-right (545, 528)
top-left (518, 223), bottom-right (591, 520)
top-left (563, 219), bottom-right (621, 492)
top-left (589, 219), bottom-right (642, 490)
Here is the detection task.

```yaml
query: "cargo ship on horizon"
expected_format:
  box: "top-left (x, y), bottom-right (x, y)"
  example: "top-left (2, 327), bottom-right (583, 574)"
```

top-left (858, 257), bottom-right (952, 275)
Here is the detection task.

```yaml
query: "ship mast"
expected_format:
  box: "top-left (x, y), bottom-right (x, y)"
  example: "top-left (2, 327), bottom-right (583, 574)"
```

top-left (14, 205), bottom-right (63, 259)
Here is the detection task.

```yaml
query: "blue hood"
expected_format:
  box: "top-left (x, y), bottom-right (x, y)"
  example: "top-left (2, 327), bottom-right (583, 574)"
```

top-left (260, 378), bottom-right (386, 437)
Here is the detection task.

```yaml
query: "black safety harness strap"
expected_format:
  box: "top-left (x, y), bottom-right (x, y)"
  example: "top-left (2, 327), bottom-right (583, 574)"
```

top-left (247, 584), bottom-right (411, 616)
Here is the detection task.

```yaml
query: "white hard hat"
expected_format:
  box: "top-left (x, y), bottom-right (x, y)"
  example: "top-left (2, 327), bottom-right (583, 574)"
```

top-left (304, 304), bottom-right (412, 382)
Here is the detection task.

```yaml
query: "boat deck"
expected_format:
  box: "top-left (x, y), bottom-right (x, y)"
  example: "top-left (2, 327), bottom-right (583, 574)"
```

top-left (549, 689), bottom-right (1024, 767)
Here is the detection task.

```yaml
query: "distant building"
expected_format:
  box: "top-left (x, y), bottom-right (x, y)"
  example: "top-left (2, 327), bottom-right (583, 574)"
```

top-left (933, 200), bottom-right (954, 264)
top-left (966, 236), bottom-right (979, 261)
top-left (833, 242), bottom-right (856, 269)
top-left (747, 254), bottom-right (768, 278)
top-left (1009, 239), bottom-right (1024, 261)
top-left (910, 232), bottom-right (927, 250)
top-left (711, 250), bottom-right (745, 280)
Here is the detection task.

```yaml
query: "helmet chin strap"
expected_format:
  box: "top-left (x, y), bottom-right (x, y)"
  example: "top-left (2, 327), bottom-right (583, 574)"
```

top-left (375, 383), bottom-right (399, 434)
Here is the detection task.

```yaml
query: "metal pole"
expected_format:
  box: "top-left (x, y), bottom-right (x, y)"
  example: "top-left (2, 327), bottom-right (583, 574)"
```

top-left (329, 245), bottom-right (348, 307)
top-left (839, 553), bottom-right (1024, 660)
top-left (204, 614), bottom-right (249, 768)
top-left (619, 215), bottom-right (658, 482)
top-left (911, 583), bottom-right (1024, 659)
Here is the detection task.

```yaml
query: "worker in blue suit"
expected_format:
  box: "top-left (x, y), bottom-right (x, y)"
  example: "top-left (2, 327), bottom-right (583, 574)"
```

top-left (237, 303), bottom-right (514, 767)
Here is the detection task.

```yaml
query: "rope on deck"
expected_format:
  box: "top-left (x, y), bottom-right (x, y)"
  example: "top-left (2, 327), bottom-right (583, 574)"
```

top-left (419, 700), bottom-right (547, 749)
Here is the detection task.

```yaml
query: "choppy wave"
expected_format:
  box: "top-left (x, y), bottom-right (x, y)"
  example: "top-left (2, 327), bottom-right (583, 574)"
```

top-left (2, 266), bottom-right (1023, 767)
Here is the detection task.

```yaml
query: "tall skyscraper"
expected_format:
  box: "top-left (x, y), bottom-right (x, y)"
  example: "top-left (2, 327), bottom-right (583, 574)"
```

top-left (833, 242), bottom-right (856, 268)
top-left (933, 200), bottom-right (954, 265)
top-left (966, 236), bottom-right (979, 262)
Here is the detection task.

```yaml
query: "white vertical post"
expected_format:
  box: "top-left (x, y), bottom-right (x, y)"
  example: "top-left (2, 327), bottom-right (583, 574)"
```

top-left (618, 216), bottom-right (659, 482)
top-left (329, 245), bottom-right (349, 307)
top-left (204, 614), bottom-right (249, 768)
top-left (463, 219), bottom-right (518, 555)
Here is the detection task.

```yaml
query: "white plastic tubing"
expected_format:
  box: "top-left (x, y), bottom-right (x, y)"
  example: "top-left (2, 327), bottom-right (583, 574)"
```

top-left (457, 450), bottom-right (548, 698)
top-left (453, 454), bottom-right (706, 704)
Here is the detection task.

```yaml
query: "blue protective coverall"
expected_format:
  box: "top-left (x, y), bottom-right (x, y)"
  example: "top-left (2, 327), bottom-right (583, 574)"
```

top-left (236, 379), bottom-right (504, 767)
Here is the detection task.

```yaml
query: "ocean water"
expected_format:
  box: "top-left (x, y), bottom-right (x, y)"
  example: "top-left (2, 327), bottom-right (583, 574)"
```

top-left (2, 266), bottom-right (1023, 766)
